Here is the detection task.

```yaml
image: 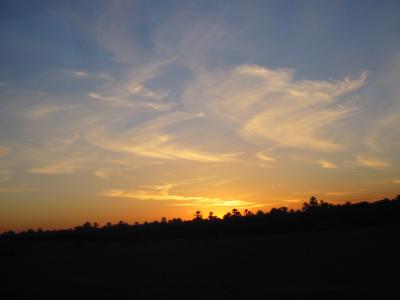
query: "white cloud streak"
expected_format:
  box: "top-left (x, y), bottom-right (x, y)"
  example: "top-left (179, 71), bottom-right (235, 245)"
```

top-left (319, 160), bottom-right (337, 169)
top-left (365, 114), bottom-right (400, 152)
top-left (99, 183), bottom-right (262, 209)
top-left (88, 92), bottom-right (172, 111)
top-left (356, 155), bottom-right (390, 170)
top-left (86, 111), bottom-right (243, 162)
top-left (184, 65), bottom-right (367, 152)
top-left (29, 158), bottom-right (84, 175)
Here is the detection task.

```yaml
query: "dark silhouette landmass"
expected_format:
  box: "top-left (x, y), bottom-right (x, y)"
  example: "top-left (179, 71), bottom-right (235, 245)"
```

top-left (1, 195), bottom-right (400, 299)
top-left (2, 195), bottom-right (400, 242)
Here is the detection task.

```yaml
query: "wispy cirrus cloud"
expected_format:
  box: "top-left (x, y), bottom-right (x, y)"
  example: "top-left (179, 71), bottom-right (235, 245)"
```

top-left (2, 0), bottom-right (400, 231)
top-left (93, 170), bottom-right (111, 180)
top-left (99, 183), bottom-right (262, 209)
top-left (86, 111), bottom-right (243, 162)
top-left (24, 103), bottom-right (81, 119)
top-left (184, 64), bottom-right (367, 152)
top-left (2, 6), bottom-right (371, 184)
top-left (364, 178), bottom-right (400, 185)
top-left (99, 184), bottom-right (208, 201)
top-left (283, 199), bottom-right (301, 203)
top-left (4, 63), bottom-right (369, 187)
top-left (28, 157), bottom-right (84, 175)
top-left (356, 155), bottom-right (390, 170)
top-left (319, 160), bottom-right (337, 169)
top-left (365, 114), bottom-right (400, 153)
top-left (256, 148), bottom-right (277, 163)
top-left (66, 69), bottom-right (90, 78)
top-left (324, 191), bottom-right (354, 196)
top-left (66, 69), bottom-right (114, 82)
top-left (88, 92), bottom-right (172, 111)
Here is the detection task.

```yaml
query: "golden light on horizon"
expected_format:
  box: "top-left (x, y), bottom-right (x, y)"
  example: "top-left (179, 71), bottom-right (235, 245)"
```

top-left (1, 1), bottom-right (400, 232)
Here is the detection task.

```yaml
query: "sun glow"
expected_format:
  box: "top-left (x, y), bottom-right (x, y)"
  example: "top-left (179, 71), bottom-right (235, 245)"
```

top-left (1, 1), bottom-right (400, 232)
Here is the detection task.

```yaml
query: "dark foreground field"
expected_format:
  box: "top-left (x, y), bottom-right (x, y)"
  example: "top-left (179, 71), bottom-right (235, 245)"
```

top-left (1, 225), bottom-right (400, 300)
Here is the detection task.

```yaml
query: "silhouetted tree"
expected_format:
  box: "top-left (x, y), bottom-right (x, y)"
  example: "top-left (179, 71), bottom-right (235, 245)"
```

top-left (193, 211), bottom-right (203, 221)
top-left (244, 209), bottom-right (253, 216)
top-left (270, 207), bottom-right (288, 215)
top-left (208, 212), bottom-right (218, 221)
top-left (169, 218), bottom-right (183, 224)
top-left (2, 195), bottom-right (400, 244)
top-left (82, 222), bottom-right (92, 230)
top-left (223, 212), bottom-right (232, 220)
top-left (103, 222), bottom-right (112, 231)
top-left (303, 196), bottom-right (319, 211)
top-left (232, 208), bottom-right (241, 217)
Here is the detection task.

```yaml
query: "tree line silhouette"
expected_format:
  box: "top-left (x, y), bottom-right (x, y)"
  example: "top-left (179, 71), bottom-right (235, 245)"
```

top-left (1, 195), bottom-right (400, 243)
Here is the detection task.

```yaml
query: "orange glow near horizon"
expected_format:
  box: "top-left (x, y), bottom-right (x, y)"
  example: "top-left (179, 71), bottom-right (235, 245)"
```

top-left (1, 188), bottom-right (399, 232)
top-left (1, 1), bottom-right (400, 233)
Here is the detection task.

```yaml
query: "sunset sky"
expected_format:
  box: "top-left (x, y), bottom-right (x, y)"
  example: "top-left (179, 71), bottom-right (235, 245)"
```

top-left (1, 0), bottom-right (400, 231)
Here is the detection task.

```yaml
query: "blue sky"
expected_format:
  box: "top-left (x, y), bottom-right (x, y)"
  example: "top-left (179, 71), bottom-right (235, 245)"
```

top-left (1, 0), bottom-right (400, 230)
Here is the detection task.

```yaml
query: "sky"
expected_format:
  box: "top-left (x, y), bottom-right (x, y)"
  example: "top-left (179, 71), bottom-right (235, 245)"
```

top-left (1, 0), bottom-right (400, 231)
